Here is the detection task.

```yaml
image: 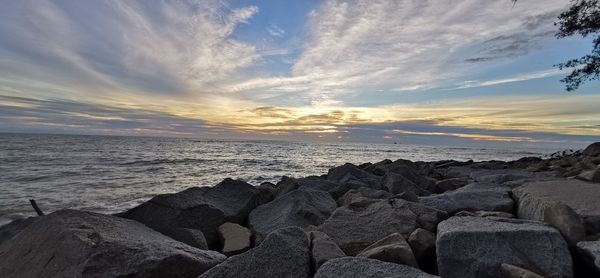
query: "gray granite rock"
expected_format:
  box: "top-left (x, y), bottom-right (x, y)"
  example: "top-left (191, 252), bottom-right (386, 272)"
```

top-left (357, 233), bottom-right (418, 267)
top-left (218, 222), bottom-right (252, 256)
top-left (500, 263), bottom-right (544, 278)
top-left (315, 199), bottom-right (445, 255)
top-left (120, 178), bottom-right (267, 249)
top-left (199, 227), bottom-right (311, 278)
top-left (249, 189), bottom-right (337, 243)
top-left (308, 230), bottom-right (346, 270)
top-left (576, 240), bottom-right (600, 275)
top-left (437, 216), bottom-right (572, 278)
top-left (0, 210), bottom-right (225, 278)
top-left (337, 187), bottom-right (391, 207)
top-left (0, 217), bottom-right (37, 246)
top-left (419, 182), bottom-right (513, 215)
top-left (314, 257), bottom-right (438, 278)
top-left (513, 179), bottom-right (600, 235)
top-left (577, 167), bottom-right (600, 183)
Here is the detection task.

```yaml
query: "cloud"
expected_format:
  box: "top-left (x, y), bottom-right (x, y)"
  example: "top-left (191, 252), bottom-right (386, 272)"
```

top-left (225, 0), bottom-right (569, 104)
top-left (0, 0), bottom-right (260, 98)
top-left (266, 24), bottom-right (286, 37)
top-left (450, 68), bottom-right (564, 89)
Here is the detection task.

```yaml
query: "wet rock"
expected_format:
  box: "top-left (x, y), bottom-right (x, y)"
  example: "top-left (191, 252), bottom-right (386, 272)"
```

top-left (513, 179), bottom-right (600, 235)
top-left (218, 222), bottom-right (251, 256)
top-left (357, 233), bottom-right (418, 267)
top-left (249, 189), bottom-right (337, 243)
top-left (0, 210), bottom-right (225, 278)
top-left (120, 178), bottom-right (267, 249)
top-left (583, 142), bottom-right (600, 157)
top-left (437, 216), bottom-right (572, 278)
top-left (296, 176), bottom-right (350, 199)
top-left (169, 227), bottom-right (208, 250)
top-left (0, 217), bottom-right (37, 246)
top-left (315, 199), bottom-right (445, 255)
top-left (199, 227), bottom-right (311, 278)
top-left (500, 263), bottom-right (544, 278)
top-left (314, 257), bottom-right (437, 278)
top-left (576, 240), bottom-right (600, 275)
top-left (408, 228), bottom-right (436, 271)
top-left (327, 163), bottom-right (382, 190)
top-left (419, 182), bottom-right (513, 215)
top-left (308, 231), bottom-right (346, 271)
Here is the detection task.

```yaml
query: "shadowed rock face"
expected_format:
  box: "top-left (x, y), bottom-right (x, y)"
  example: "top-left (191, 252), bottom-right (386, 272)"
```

top-left (0, 210), bottom-right (226, 278)
top-left (576, 240), bottom-right (600, 275)
top-left (436, 216), bottom-right (572, 278)
top-left (308, 230), bottom-right (346, 271)
top-left (0, 217), bottom-right (37, 246)
top-left (119, 178), bottom-right (268, 249)
top-left (249, 189), bottom-right (337, 243)
top-left (199, 227), bottom-right (311, 278)
top-left (314, 257), bottom-right (437, 278)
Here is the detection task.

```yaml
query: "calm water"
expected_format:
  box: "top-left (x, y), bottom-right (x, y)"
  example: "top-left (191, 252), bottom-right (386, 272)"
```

top-left (0, 133), bottom-right (557, 225)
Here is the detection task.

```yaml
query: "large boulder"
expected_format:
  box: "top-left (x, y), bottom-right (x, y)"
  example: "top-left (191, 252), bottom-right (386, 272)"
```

top-left (314, 257), bottom-right (437, 278)
top-left (308, 231), bottom-right (346, 270)
top-left (357, 233), bottom-right (418, 267)
top-left (583, 142), bottom-right (600, 157)
top-left (199, 227), bottom-right (311, 278)
top-left (120, 178), bottom-right (267, 249)
top-left (218, 222), bottom-right (252, 256)
top-left (314, 199), bottom-right (445, 255)
top-left (249, 189), bottom-right (337, 243)
top-left (327, 163), bottom-right (382, 190)
top-left (419, 182), bottom-right (513, 215)
top-left (576, 240), bottom-right (600, 275)
top-left (437, 216), bottom-right (572, 278)
top-left (0, 210), bottom-right (225, 278)
top-left (513, 179), bottom-right (600, 235)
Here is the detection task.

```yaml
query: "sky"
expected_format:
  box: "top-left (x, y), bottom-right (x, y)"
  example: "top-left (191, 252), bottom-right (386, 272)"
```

top-left (0, 0), bottom-right (599, 148)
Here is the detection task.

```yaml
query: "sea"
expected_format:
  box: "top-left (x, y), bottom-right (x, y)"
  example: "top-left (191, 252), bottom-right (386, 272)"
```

top-left (0, 133), bottom-right (565, 226)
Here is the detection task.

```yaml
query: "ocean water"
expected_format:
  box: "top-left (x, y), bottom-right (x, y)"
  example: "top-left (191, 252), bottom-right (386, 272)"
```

top-left (0, 133), bottom-right (557, 225)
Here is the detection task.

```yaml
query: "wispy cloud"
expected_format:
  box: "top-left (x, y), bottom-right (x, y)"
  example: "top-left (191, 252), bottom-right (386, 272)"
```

top-left (226, 0), bottom-right (569, 104)
top-left (450, 68), bottom-right (564, 89)
top-left (266, 24), bottom-right (286, 37)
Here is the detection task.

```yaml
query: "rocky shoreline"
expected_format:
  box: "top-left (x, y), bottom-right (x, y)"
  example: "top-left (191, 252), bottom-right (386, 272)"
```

top-left (1, 142), bottom-right (600, 277)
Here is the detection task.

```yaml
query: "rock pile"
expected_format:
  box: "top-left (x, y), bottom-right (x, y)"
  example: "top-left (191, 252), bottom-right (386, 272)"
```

top-left (1, 142), bottom-right (600, 277)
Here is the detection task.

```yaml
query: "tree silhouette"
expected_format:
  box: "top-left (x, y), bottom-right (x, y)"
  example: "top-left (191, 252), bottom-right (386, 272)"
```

top-left (555, 0), bottom-right (600, 91)
top-left (513, 0), bottom-right (599, 91)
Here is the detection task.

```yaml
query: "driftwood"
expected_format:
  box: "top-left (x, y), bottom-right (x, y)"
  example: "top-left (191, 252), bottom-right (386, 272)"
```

top-left (29, 199), bottom-right (44, 216)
